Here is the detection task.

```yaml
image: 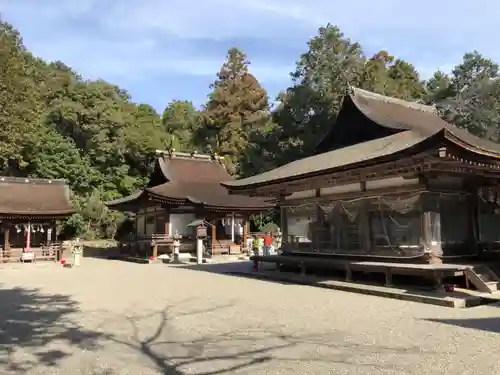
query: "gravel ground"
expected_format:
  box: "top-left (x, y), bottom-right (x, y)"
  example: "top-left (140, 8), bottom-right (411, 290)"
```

top-left (1, 258), bottom-right (500, 375)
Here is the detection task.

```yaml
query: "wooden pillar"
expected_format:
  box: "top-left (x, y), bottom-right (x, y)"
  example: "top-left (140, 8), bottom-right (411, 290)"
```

top-left (230, 213), bottom-right (235, 243)
top-left (3, 226), bottom-right (10, 251)
top-left (211, 219), bottom-right (217, 255)
top-left (360, 202), bottom-right (371, 253)
top-left (134, 204), bottom-right (139, 239)
top-left (469, 193), bottom-right (481, 257)
top-left (314, 190), bottom-right (321, 251)
top-left (152, 243), bottom-right (158, 259)
top-left (280, 206), bottom-right (288, 246)
top-left (359, 183), bottom-right (371, 253)
top-left (422, 211), bottom-right (443, 264)
top-left (26, 221), bottom-right (31, 250)
top-left (52, 221), bottom-right (57, 243)
top-left (164, 209), bottom-right (170, 236)
top-left (45, 223), bottom-right (50, 245)
top-left (243, 219), bottom-right (249, 252)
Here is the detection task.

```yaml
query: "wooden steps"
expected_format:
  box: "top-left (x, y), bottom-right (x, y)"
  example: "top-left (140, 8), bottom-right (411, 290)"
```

top-left (464, 265), bottom-right (500, 293)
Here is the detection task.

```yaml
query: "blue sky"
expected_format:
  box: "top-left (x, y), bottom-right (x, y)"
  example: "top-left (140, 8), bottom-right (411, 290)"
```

top-left (2, 0), bottom-right (499, 112)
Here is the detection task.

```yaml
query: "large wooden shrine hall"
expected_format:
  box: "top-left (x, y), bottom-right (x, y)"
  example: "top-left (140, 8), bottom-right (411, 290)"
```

top-left (223, 87), bottom-right (500, 267)
top-left (106, 150), bottom-right (274, 255)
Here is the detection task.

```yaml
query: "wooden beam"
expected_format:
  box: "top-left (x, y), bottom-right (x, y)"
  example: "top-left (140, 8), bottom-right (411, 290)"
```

top-left (237, 156), bottom-right (437, 196)
top-left (283, 184), bottom-right (427, 207)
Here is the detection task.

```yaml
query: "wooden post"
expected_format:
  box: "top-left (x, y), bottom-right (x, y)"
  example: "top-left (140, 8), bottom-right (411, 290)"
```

top-left (164, 210), bottom-right (170, 236)
top-left (211, 219), bottom-right (217, 255)
top-left (345, 264), bottom-right (352, 282)
top-left (243, 219), bottom-right (249, 253)
top-left (2, 225), bottom-right (9, 262)
top-left (26, 222), bottom-right (31, 250)
top-left (422, 211), bottom-right (443, 264)
top-left (152, 243), bottom-right (158, 259)
top-left (3, 226), bottom-right (10, 251)
top-left (358, 182), bottom-right (371, 253)
top-left (280, 206), bottom-right (288, 247)
top-left (384, 267), bottom-right (393, 286)
top-left (134, 205), bottom-right (139, 239)
top-left (230, 213), bottom-right (235, 243)
top-left (360, 202), bottom-right (371, 253)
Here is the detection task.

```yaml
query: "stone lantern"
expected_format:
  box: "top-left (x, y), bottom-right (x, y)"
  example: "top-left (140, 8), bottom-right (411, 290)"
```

top-left (171, 231), bottom-right (182, 263)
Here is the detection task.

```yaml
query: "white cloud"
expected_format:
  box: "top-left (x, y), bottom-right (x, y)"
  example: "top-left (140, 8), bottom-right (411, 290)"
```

top-left (2, 0), bottom-right (500, 86)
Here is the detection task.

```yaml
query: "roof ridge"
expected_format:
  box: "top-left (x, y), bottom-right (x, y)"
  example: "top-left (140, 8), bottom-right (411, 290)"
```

top-left (155, 149), bottom-right (225, 162)
top-left (349, 86), bottom-right (437, 114)
top-left (0, 176), bottom-right (69, 185)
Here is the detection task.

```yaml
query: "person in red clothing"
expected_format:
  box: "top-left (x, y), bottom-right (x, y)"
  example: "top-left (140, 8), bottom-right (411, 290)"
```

top-left (263, 232), bottom-right (273, 255)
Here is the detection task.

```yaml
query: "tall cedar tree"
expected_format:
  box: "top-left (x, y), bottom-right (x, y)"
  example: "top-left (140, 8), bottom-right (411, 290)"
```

top-left (200, 48), bottom-right (269, 175)
top-left (271, 24), bottom-right (365, 165)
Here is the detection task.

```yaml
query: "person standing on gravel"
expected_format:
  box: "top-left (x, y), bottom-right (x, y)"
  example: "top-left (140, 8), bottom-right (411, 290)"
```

top-left (263, 232), bottom-right (272, 256)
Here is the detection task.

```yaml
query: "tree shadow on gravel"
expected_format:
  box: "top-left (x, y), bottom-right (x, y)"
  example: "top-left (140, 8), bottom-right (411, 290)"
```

top-left (0, 284), bottom-right (105, 374)
top-left (100, 297), bottom-right (439, 375)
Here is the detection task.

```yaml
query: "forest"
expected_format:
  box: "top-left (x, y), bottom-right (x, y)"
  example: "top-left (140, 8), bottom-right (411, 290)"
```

top-left (1, 19), bottom-right (500, 239)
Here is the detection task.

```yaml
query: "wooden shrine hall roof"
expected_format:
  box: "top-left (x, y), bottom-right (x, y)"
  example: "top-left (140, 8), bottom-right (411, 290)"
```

top-left (222, 87), bottom-right (500, 192)
top-left (106, 152), bottom-right (275, 212)
top-left (0, 177), bottom-right (74, 218)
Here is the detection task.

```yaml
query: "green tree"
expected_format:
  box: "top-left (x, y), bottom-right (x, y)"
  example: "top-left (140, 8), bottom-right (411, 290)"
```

top-left (124, 103), bottom-right (168, 186)
top-left (0, 21), bottom-right (44, 174)
top-left (434, 52), bottom-right (500, 140)
top-left (26, 131), bottom-right (99, 195)
top-left (162, 100), bottom-right (200, 152)
top-left (424, 70), bottom-right (451, 104)
top-left (200, 47), bottom-right (269, 174)
top-left (360, 50), bottom-right (394, 94)
top-left (271, 24), bottom-right (365, 165)
top-left (361, 51), bottom-right (426, 101)
top-left (386, 59), bottom-right (425, 100)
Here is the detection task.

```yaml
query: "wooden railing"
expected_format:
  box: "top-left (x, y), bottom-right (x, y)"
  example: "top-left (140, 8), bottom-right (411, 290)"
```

top-left (1, 243), bottom-right (62, 263)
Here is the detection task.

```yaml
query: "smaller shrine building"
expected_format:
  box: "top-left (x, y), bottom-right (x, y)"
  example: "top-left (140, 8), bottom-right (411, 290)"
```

top-left (0, 177), bottom-right (74, 262)
top-left (107, 150), bottom-right (275, 255)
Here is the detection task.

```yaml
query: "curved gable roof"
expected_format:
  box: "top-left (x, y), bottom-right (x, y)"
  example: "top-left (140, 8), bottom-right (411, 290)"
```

top-left (224, 87), bottom-right (500, 191)
top-left (107, 152), bottom-right (275, 211)
top-left (316, 87), bottom-right (500, 157)
top-left (349, 87), bottom-right (500, 156)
